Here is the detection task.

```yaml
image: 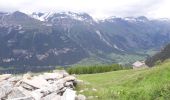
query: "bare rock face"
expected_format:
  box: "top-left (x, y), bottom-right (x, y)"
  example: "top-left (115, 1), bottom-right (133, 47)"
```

top-left (0, 70), bottom-right (86, 100)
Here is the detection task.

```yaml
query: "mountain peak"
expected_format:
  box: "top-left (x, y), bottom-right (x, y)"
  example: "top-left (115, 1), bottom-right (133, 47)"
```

top-left (136, 16), bottom-right (148, 22)
top-left (54, 11), bottom-right (93, 21)
top-left (31, 12), bottom-right (54, 21)
top-left (30, 11), bottom-right (94, 22)
top-left (12, 11), bottom-right (27, 16)
top-left (123, 16), bottom-right (148, 22)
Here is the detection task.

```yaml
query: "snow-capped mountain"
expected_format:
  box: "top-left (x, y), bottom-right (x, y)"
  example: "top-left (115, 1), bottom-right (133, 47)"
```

top-left (31, 12), bottom-right (94, 23)
top-left (100, 16), bottom-right (149, 23)
top-left (0, 11), bottom-right (170, 68)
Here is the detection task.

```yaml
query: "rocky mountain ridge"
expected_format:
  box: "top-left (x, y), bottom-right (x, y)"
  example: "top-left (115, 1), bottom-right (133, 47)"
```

top-left (146, 44), bottom-right (170, 66)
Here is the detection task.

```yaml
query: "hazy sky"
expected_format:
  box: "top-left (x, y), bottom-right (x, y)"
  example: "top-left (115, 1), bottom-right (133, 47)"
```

top-left (0, 0), bottom-right (169, 19)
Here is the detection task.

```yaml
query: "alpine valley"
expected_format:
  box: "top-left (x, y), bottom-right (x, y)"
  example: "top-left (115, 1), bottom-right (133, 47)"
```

top-left (0, 11), bottom-right (170, 69)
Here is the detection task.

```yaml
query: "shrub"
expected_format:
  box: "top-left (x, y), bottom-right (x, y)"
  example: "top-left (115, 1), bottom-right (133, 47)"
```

top-left (66, 64), bottom-right (125, 74)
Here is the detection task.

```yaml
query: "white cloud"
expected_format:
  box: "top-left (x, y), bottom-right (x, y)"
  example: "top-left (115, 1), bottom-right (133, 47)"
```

top-left (0, 0), bottom-right (169, 19)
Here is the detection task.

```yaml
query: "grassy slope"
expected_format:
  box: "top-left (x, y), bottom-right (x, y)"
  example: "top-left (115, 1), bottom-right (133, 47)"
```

top-left (75, 49), bottom-right (158, 66)
top-left (77, 61), bottom-right (170, 100)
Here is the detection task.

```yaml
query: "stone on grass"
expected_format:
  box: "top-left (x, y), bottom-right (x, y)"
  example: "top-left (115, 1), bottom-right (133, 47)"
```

top-left (75, 94), bottom-right (86, 100)
top-left (92, 88), bottom-right (97, 91)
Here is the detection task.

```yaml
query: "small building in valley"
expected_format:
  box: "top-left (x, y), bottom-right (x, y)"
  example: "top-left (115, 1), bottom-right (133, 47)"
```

top-left (132, 61), bottom-right (146, 69)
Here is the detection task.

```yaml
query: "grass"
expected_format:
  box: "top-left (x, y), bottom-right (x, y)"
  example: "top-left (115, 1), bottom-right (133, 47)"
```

top-left (77, 61), bottom-right (170, 100)
top-left (75, 52), bottom-right (148, 66)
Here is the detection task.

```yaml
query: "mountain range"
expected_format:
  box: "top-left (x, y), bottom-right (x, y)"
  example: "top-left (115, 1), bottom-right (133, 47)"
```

top-left (0, 11), bottom-right (170, 67)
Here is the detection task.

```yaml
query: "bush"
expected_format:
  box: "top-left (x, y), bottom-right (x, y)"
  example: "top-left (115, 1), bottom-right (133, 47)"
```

top-left (66, 64), bottom-right (125, 74)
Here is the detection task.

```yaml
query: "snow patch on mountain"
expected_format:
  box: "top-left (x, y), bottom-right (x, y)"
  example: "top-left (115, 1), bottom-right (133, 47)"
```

top-left (124, 17), bottom-right (137, 22)
top-left (57, 12), bottom-right (93, 22)
top-left (99, 16), bottom-right (149, 23)
top-left (31, 12), bottom-right (54, 21)
top-left (124, 16), bottom-right (148, 22)
top-left (65, 12), bottom-right (85, 21)
top-left (32, 11), bottom-right (94, 23)
top-left (96, 30), bottom-right (125, 51)
top-left (96, 30), bottom-right (112, 47)
top-left (113, 44), bottom-right (124, 51)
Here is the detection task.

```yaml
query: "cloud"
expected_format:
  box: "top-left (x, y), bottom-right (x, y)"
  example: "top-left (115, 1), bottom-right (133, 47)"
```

top-left (0, 0), bottom-right (169, 19)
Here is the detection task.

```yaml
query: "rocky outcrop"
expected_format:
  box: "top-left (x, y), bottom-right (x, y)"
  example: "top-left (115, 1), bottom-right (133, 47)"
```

top-left (0, 70), bottom-right (85, 100)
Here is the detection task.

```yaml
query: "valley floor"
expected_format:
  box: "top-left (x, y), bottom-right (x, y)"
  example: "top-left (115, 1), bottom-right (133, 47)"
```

top-left (77, 61), bottom-right (170, 100)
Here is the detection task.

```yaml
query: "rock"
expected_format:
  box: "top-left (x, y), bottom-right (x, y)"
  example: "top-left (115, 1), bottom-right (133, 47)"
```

top-left (7, 87), bottom-right (26, 99)
top-left (0, 74), bottom-right (12, 82)
top-left (52, 83), bottom-right (65, 92)
top-left (58, 87), bottom-right (67, 95)
top-left (30, 89), bottom-right (44, 100)
top-left (17, 86), bottom-right (32, 96)
top-left (42, 93), bottom-right (61, 100)
top-left (0, 89), bottom-right (7, 99)
top-left (64, 82), bottom-right (74, 87)
top-left (7, 96), bottom-right (34, 100)
top-left (51, 95), bottom-right (62, 100)
top-left (75, 94), bottom-right (86, 100)
top-left (46, 80), bottom-right (54, 84)
top-left (56, 76), bottom-right (76, 84)
top-left (22, 76), bottom-right (50, 89)
top-left (62, 88), bottom-right (76, 100)
top-left (42, 72), bottom-right (63, 80)
top-left (23, 73), bottom-right (33, 80)
top-left (0, 83), bottom-right (13, 99)
top-left (0, 70), bottom-right (78, 100)
top-left (8, 76), bottom-right (22, 84)
top-left (53, 70), bottom-right (69, 77)
top-left (44, 82), bottom-right (65, 94)
top-left (20, 82), bottom-right (36, 91)
top-left (31, 86), bottom-right (60, 99)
